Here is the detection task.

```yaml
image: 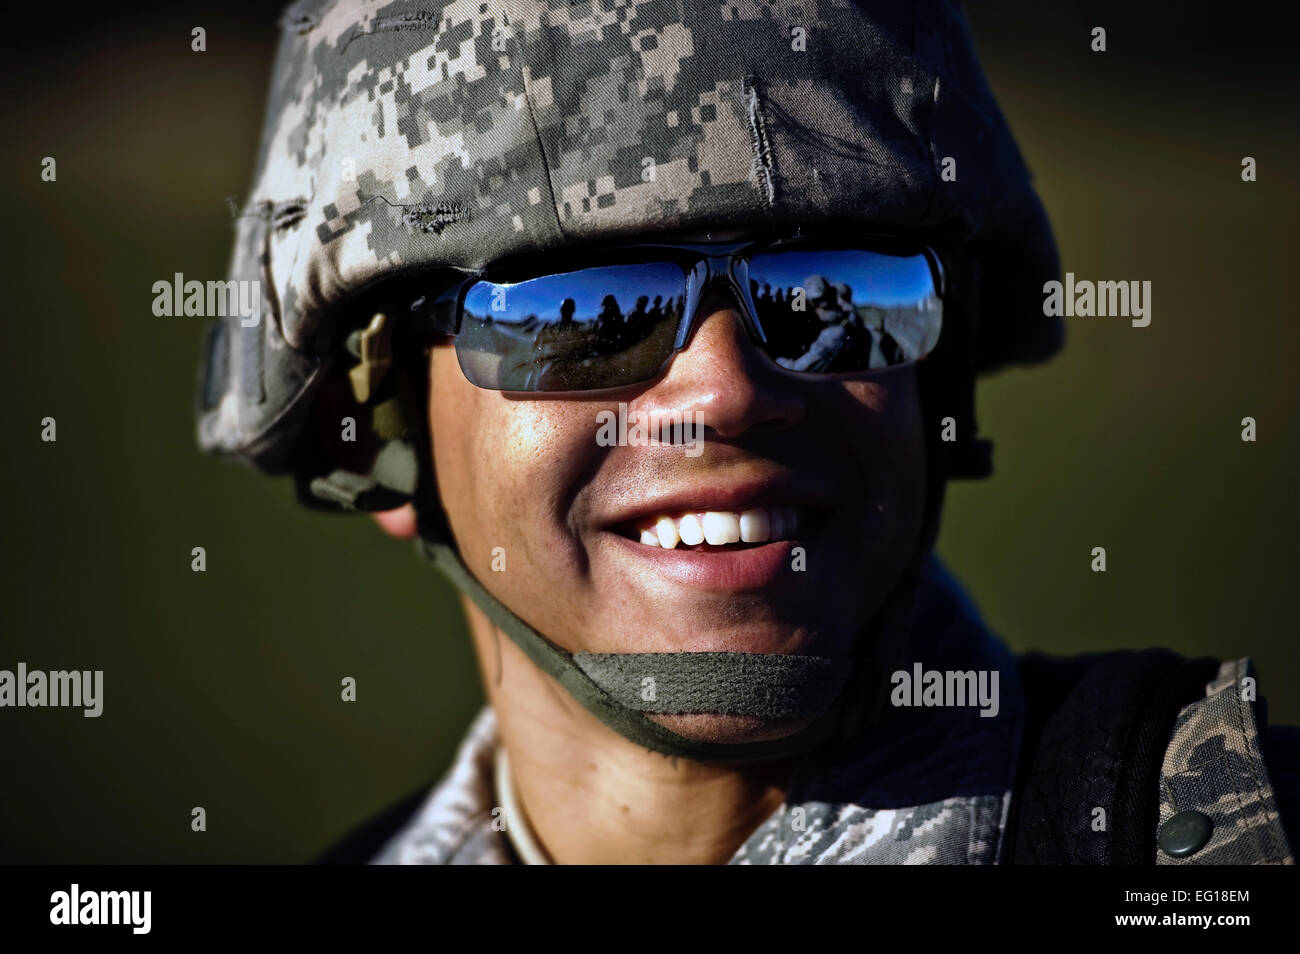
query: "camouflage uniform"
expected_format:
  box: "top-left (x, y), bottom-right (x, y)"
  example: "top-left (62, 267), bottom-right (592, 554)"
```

top-left (201, 2), bottom-right (1297, 864)
top-left (370, 556), bottom-right (1295, 865)
top-left (1158, 660), bottom-right (1293, 865)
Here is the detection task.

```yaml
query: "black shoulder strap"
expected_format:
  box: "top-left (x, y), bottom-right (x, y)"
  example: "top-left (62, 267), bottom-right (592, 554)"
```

top-left (1003, 649), bottom-right (1220, 865)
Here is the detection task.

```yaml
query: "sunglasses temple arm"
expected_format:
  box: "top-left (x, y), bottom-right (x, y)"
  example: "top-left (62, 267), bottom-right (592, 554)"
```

top-left (415, 284), bottom-right (467, 340)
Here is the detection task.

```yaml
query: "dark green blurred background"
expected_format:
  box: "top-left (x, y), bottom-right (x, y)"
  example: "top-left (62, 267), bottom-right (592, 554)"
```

top-left (2, 1), bottom-right (1296, 863)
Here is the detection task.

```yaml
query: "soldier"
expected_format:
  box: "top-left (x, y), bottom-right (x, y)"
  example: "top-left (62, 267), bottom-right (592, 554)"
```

top-left (557, 298), bottom-right (576, 330)
top-left (776, 274), bottom-right (861, 373)
top-left (200, 0), bottom-right (1295, 864)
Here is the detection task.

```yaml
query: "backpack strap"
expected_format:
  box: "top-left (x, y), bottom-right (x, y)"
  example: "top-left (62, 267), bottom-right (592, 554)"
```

top-left (1004, 649), bottom-right (1221, 864)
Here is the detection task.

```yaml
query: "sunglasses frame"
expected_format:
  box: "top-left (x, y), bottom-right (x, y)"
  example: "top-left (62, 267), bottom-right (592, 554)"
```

top-left (402, 232), bottom-right (947, 392)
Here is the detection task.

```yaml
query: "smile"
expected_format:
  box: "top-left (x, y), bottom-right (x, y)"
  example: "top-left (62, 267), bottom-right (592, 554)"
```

top-left (597, 481), bottom-right (830, 590)
top-left (626, 506), bottom-right (805, 550)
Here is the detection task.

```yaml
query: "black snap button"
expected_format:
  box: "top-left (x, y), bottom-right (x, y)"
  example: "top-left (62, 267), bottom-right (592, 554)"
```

top-left (1159, 810), bottom-right (1213, 858)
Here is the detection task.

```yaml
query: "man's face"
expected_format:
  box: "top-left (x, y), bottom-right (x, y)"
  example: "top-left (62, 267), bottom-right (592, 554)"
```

top-left (427, 268), bottom-right (928, 744)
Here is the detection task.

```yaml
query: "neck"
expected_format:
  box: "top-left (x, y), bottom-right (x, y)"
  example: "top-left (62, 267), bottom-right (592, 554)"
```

top-left (461, 595), bottom-right (792, 865)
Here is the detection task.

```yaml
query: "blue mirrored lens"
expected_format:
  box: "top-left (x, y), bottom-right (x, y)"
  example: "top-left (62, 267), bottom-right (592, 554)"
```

top-left (458, 262), bottom-right (688, 391)
top-left (746, 249), bottom-right (942, 373)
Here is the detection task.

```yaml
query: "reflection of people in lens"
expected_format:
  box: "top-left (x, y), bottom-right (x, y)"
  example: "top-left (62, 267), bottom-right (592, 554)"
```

top-left (596, 293), bottom-right (625, 352)
top-left (617, 294), bottom-right (652, 347)
top-left (754, 280), bottom-right (815, 358)
top-left (834, 282), bottom-right (851, 309)
top-left (775, 277), bottom-right (911, 371)
top-left (630, 295), bottom-right (649, 325)
top-left (598, 294), bottom-right (622, 324)
top-left (857, 304), bottom-right (906, 368)
top-left (777, 274), bottom-right (868, 372)
top-left (559, 298), bottom-right (576, 328)
top-left (836, 282), bottom-right (904, 368)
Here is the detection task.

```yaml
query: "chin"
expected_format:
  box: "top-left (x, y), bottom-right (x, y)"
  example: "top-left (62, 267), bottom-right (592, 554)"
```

top-left (647, 712), bottom-right (818, 746)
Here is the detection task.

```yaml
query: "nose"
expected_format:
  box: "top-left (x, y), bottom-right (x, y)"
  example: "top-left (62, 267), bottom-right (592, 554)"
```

top-left (636, 285), bottom-right (806, 439)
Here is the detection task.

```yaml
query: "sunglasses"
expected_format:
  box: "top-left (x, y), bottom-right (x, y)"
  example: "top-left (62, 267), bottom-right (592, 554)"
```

top-left (401, 236), bottom-right (945, 393)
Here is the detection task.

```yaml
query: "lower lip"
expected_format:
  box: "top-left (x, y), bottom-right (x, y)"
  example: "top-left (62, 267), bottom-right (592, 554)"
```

top-left (604, 532), bottom-right (798, 590)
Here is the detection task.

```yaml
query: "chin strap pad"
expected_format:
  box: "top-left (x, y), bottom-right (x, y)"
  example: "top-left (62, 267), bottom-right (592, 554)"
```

top-left (573, 652), bottom-right (854, 720)
top-left (417, 533), bottom-right (923, 764)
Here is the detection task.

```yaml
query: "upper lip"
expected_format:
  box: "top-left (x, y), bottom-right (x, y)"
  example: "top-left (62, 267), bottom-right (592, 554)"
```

top-left (597, 476), bottom-right (837, 531)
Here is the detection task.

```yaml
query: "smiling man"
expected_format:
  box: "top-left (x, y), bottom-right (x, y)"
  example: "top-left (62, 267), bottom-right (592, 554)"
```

top-left (199, 0), bottom-right (1296, 865)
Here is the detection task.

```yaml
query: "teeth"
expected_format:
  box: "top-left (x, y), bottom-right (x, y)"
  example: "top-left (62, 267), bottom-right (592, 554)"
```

top-left (739, 509), bottom-right (770, 543)
top-left (630, 507), bottom-right (801, 549)
top-left (702, 511), bottom-right (741, 545)
top-left (678, 513), bottom-right (705, 546)
top-left (655, 516), bottom-right (680, 550)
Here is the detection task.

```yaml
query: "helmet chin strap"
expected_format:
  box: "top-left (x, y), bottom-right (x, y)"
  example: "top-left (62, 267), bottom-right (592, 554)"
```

top-left (415, 528), bottom-right (924, 764)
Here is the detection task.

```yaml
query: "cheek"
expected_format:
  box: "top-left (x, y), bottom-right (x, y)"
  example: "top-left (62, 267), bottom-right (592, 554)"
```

top-left (427, 347), bottom-right (483, 531)
top-left (844, 366), bottom-right (924, 464)
top-left (426, 347), bottom-right (597, 573)
top-left (837, 368), bottom-right (928, 551)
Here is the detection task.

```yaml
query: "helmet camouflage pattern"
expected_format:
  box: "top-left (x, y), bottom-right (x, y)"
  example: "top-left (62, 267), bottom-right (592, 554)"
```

top-left (198, 0), bottom-right (1060, 489)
